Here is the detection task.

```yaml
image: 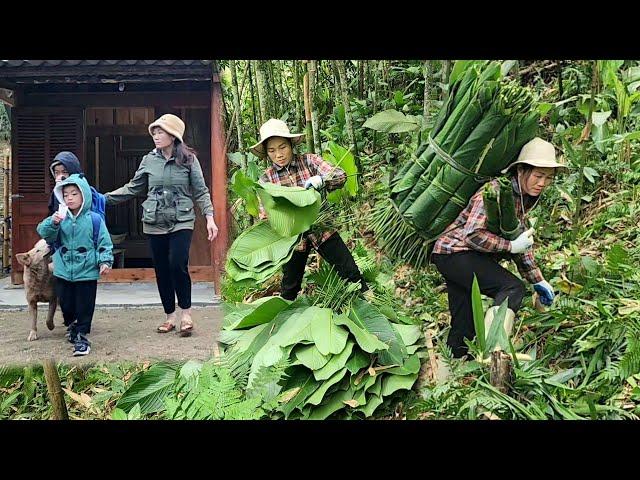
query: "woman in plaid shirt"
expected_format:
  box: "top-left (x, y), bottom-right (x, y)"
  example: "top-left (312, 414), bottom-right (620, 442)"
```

top-left (250, 119), bottom-right (367, 300)
top-left (431, 137), bottom-right (566, 359)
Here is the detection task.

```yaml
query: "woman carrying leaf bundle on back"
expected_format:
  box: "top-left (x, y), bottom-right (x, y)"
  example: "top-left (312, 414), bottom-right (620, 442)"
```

top-left (431, 137), bottom-right (567, 359)
top-left (250, 119), bottom-right (367, 300)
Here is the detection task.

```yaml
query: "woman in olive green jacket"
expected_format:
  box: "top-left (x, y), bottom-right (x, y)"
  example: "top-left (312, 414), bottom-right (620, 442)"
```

top-left (105, 114), bottom-right (218, 336)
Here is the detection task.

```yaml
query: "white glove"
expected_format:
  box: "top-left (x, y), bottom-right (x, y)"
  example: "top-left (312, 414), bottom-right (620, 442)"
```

top-left (509, 228), bottom-right (534, 254)
top-left (304, 175), bottom-right (324, 190)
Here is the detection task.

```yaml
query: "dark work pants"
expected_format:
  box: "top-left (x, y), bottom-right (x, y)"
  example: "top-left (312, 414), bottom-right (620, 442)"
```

top-left (432, 251), bottom-right (525, 358)
top-left (148, 229), bottom-right (193, 314)
top-left (56, 278), bottom-right (98, 335)
top-left (281, 232), bottom-right (367, 301)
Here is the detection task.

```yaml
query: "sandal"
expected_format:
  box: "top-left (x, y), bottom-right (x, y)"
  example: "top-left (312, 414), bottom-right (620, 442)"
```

top-left (179, 316), bottom-right (193, 337)
top-left (157, 321), bottom-right (176, 333)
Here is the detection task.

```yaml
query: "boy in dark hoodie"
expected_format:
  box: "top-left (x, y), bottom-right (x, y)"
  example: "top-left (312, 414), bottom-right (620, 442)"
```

top-left (48, 151), bottom-right (83, 216)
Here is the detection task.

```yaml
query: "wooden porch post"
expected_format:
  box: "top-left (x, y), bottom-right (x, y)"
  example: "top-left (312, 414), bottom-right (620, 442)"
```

top-left (211, 65), bottom-right (228, 296)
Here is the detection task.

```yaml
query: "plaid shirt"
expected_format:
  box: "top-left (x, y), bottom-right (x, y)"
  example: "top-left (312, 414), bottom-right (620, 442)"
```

top-left (432, 178), bottom-right (544, 284)
top-left (259, 153), bottom-right (346, 251)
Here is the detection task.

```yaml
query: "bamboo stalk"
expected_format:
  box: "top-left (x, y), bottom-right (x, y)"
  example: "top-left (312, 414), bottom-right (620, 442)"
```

top-left (308, 60), bottom-right (321, 153)
top-left (224, 61), bottom-right (251, 153)
top-left (230, 60), bottom-right (245, 159)
top-left (254, 60), bottom-right (269, 125)
top-left (303, 62), bottom-right (314, 153)
top-left (335, 60), bottom-right (359, 163)
top-left (43, 359), bottom-right (69, 420)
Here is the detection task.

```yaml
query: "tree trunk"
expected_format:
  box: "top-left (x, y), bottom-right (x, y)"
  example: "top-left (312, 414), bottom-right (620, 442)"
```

top-left (422, 60), bottom-right (432, 129)
top-left (254, 60), bottom-right (269, 125)
top-left (248, 60), bottom-right (258, 134)
top-left (266, 60), bottom-right (278, 118)
top-left (303, 62), bottom-right (315, 153)
top-left (335, 60), bottom-right (359, 163)
top-left (230, 60), bottom-right (245, 162)
top-left (358, 60), bottom-right (365, 99)
top-left (441, 60), bottom-right (451, 100)
top-left (489, 351), bottom-right (513, 395)
top-left (557, 60), bottom-right (564, 99)
top-left (294, 60), bottom-right (304, 132)
top-left (281, 61), bottom-right (293, 114)
top-left (43, 359), bottom-right (69, 420)
top-left (308, 60), bottom-right (321, 153)
top-left (372, 60), bottom-right (382, 151)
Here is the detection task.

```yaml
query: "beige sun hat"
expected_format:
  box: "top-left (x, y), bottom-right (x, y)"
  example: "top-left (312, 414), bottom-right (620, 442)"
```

top-left (501, 137), bottom-right (567, 174)
top-left (249, 118), bottom-right (305, 157)
top-left (148, 114), bottom-right (185, 143)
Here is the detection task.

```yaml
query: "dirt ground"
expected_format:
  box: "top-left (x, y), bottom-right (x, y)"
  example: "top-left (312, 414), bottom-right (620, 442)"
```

top-left (0, 305), bottom-right (223, 366)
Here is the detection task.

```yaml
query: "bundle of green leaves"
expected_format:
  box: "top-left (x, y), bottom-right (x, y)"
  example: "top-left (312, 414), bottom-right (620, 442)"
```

top-left (225, 178), bottom-right (322, 284)
top-left (220, 296), bottom-right (424, 419)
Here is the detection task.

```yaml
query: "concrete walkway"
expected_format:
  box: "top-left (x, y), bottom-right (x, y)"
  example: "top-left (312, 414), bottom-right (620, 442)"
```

top-left (0, 277), bottom-right (219, 310)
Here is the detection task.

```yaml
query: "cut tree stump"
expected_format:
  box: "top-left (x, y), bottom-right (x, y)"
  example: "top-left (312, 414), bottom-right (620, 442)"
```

top-left (489, 351), bottom-right (513, 394)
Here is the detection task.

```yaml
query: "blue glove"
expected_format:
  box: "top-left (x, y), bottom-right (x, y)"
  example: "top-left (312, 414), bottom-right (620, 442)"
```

top-left (533, 280), bottom-right (555, 306)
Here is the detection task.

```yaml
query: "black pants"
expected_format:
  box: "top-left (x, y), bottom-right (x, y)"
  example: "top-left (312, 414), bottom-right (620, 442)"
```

top-left (56, 278), bottom-right (98, 335)
top-left (432, 251), bottom-right (525, 358)
top-left (281, 232), bottom-right (367, 301)
top-left (148, 229), bottom-right (193, 314)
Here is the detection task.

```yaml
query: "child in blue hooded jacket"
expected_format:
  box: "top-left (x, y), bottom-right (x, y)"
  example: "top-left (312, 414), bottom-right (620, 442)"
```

top-left (37, 174), bottom-right (114, 356)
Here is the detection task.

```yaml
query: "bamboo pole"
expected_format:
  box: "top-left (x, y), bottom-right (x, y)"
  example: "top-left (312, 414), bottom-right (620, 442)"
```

top-left (230, 60), bottom-right (245, 161)
top-left (43, 359), bottom-right (69, 420)
top-left (308, 60), bottom-right (321, 153)
top-left (303, 62), bottom-right (315, 153)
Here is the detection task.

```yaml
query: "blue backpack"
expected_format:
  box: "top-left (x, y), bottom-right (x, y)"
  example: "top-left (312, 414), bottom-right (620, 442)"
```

top-left (52, 188), bottom-right (107, 252)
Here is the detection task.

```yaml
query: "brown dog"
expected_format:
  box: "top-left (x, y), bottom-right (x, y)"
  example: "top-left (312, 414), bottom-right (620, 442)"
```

top-left (15, 239), bottom-right (58, 341)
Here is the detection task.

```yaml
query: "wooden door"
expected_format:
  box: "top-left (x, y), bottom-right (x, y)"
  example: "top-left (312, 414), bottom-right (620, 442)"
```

top-left (11, 107), bottom-right (84, 284)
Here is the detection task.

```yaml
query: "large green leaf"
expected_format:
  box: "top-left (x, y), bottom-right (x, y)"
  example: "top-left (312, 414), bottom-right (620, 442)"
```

top-left (230, 169), bottom-right (260, 217)
top-left (334, 313), bottom-right (389, 353)
top-left (268, 305), bottom-right (316, 347)
top-left (239, 298), bottom-right (310, 356)
top-left (485, 299), bottom-right (510, 352)
top-left (323, 142), bottom-right (358, 203)
top-left (363, 109), bottom-right (421, 133)
top-left (257, 183), bottom-right (321, 237)
top-left (345, 349), bottom-right (371, 374)
top-left (393, 324), bottom-right (422, 347)
top-left (307, 389), bottom-right (354, 420)
top-left (471, 275), bottom-right (486, 354)
top-left (314, 341), bottom-right (355, 381)
top-left (450, 60), bottom-right (480, 84)
top-left (295, 344), bottom-right (330, 370)
top-left (278, 368), bottom-right (320, 418)
top-left (357, 395), bottom-right (383, 417)
top-left (228, 221), bottom-right (300, 269)
top-left (259, 182), bottom-right (320, 207)
top-left (349, 298), bottom-right (407, 365)
top-left (116, 362), bottom-right (179, 414)
top-left (217, 329), bottom-right (244, 345)
top-left (381, 372), bottom-right (419, 396)
top-left (309, 307), bottom-right (349, 356)
top-left (226, 256), bottom-right (290, 283)
top-left (224, 296), bottom-right (291, 330)
top-left (248, 344), bottom-right (291, 389)
top-left (306, 368), bottom-right (349, 406)
top-left (386, 354), bottom-right (421, 375)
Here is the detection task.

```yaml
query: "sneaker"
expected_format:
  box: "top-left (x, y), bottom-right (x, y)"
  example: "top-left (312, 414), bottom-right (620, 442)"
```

top-left (72, 334), bottom-right (91, 356)
top-left (65, 323), bottom-right (78, 344)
